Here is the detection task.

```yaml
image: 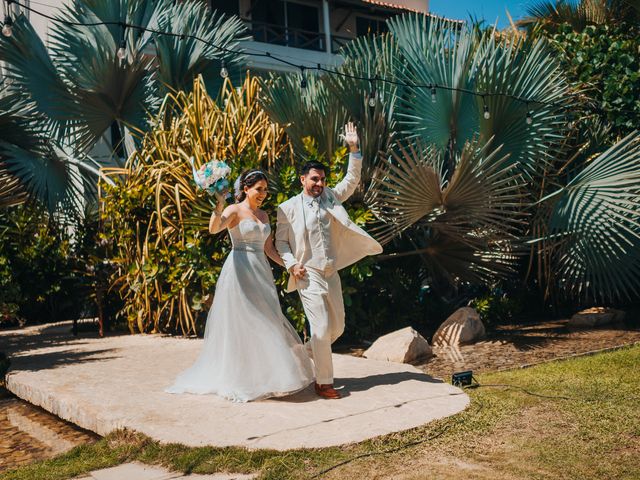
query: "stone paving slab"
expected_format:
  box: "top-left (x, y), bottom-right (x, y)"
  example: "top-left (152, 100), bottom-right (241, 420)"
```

top-left (74, 462), bottom-right (256, 480)
top-left (0, 322), bottom-right (468, 450)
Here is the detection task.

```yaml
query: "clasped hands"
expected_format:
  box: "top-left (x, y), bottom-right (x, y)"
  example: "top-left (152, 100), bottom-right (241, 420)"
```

top-left (290, 263), bottom-right (307, 280)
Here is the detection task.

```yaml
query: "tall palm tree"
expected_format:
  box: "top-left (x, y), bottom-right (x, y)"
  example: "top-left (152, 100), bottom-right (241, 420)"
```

top-left (0, 0), bottom-right (247, 212)
top-left (518, 0), bottom-right (640, 32)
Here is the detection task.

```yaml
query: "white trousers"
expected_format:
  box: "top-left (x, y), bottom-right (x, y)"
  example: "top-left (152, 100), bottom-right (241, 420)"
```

top-left (297, 268), bottom-right (345, 384)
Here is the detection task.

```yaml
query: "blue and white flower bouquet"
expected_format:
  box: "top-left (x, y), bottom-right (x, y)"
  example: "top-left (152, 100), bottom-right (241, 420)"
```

top-left (190, 157), bottom-right (231, 195)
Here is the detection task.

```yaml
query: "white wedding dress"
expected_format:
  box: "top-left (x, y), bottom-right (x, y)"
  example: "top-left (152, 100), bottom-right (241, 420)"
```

top-left (166, 219), bottom-right (314, 402)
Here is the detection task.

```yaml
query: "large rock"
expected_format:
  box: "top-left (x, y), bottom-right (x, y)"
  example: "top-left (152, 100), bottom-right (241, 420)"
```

top-left (568, 307), bottom-right (626, 328)
top-left (363, 327), bottom-right (433, 364)
top-left (433, 307), bottom-right (486, 347)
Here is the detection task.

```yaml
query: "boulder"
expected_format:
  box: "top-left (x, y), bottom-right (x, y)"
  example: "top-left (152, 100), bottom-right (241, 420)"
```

top-left (568, 307), bottom-right (626, 328)
top-left (363, 327), bottom-right (433, 364)
top-left (433, 307), bottom-right (486, 347)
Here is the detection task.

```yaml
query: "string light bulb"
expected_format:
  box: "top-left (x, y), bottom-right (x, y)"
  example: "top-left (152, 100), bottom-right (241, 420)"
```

top-left (2, 15), bottom-right (12, 37)
top-left (368, 90), bottom-right (376, 107)
top-left (368, 80), bottom-right (377, 107)
top-left (220, 59), bottom-right (228, 78)
top-left (3, 0), bottom-right (561, 125)
top-left (117, 39), bottom-right (126, 60)
top-left (300, 67), bottom-right (307, 90)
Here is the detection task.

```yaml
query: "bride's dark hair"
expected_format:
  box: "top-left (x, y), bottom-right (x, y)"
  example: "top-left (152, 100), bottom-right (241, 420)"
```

top-left (235, 169), bottom-right (268, 203)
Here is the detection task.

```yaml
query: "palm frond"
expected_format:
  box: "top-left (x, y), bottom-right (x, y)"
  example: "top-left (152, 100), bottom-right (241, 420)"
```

top-left (389, 13), bottom-right (573, 177)
top-left (48, 0), bottom-right (159, 150)
top-left (260, 73), bottom-right (348, 163)
top-left (548, 130), bottom-right (640, 301)
top-left (518, 0), bottom-right (640, 30)
top-left (326, 33), bottom-right (401, 192)
top-left (0, 14), bottom-right (79, 143)
top-left (0, 170), bottom-right (27, 208)
top-left (368, 138), bottom-right (528, 249)
top-left (406, 230), bottom-right (520, 285)
top-left (0, 141), bottom-right (85, 214)
top-left (474, 34), bottom-right (574, 176)
top-left (389, 13), bottom-right (478, 152)
top-left (154, 0), bottom-right (248, 95)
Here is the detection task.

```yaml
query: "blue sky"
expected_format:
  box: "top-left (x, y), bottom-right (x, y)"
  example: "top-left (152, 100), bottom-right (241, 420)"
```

top-left (428, 0), bottom-right (532, 28)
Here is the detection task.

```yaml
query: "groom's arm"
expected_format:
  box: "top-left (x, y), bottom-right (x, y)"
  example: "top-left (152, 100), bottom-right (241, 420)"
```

top-left (332, 150), bottom-right (362, 204)
top-left (275, 206), bottom-right (298, 271)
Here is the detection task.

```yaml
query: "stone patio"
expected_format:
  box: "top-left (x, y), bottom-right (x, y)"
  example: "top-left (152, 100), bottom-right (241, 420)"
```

top-left (0, 322), bottom-right (468, 453)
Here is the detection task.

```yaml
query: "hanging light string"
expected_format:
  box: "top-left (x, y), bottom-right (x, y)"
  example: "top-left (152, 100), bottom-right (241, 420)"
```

top-left (1, 0), bottom-right (636, 121)
top-left (2, 0), bottom-right (13, 37)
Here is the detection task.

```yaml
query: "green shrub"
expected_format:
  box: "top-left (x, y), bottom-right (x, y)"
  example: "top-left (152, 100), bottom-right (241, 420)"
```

top-left (0, 205), bottom-right (77, 323)
top-left (551, 23), bottom-right (640, 138)
top-left (0, 204), bottom-right (115, 327)
top-left (469, 287), bottom-right (525, 328)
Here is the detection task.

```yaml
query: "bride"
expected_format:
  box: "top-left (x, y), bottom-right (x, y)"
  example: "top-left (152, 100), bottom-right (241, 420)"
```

top-left (166, 169), bottom-right (314, 402)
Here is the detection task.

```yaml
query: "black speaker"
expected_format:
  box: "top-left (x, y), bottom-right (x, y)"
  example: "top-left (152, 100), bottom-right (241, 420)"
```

top-left (452, 370), bottom-right (473, 387)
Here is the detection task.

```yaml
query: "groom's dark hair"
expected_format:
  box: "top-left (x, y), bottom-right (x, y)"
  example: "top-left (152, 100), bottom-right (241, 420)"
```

top-left (300, 161), bottom-right (329, 176)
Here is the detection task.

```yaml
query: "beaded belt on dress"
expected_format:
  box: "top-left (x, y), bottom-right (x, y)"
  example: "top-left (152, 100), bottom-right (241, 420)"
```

top-left (232, 245), bottom-right (262, 252)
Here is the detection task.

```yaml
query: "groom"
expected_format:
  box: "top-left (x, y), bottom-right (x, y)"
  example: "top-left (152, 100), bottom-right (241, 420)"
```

top-left (275, 123), bottom-right (382, 399)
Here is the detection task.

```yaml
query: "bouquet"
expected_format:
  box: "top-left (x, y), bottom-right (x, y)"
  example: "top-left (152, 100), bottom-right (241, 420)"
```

top-left (190, 157), bottom-right (231, 196)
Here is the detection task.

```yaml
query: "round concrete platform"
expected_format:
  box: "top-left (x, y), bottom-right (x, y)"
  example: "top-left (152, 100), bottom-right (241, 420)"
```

top-left (0, 322), bottom-right (469, 450)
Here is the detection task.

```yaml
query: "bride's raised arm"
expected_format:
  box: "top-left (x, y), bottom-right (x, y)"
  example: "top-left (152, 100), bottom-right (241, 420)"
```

top-left (209, 202), bottom-right (237, 234)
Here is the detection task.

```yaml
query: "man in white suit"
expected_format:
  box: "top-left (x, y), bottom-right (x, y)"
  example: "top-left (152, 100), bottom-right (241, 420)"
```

top-left (275, 123), bottom-right (382, 399)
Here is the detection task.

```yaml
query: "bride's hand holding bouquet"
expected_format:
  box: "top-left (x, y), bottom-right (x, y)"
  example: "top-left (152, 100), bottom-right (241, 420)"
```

top-left (190, 157), bottom-right (231, 209)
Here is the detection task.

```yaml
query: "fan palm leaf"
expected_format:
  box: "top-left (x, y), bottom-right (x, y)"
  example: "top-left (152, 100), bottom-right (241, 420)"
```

top-left (260, 72), bottom-right (348, 164)
top-left (369, 137), bottom-right (527, 282)
top-left (474, 34), bottom-right (574, 176)
top-left (325, 33), bottom-right (401, 191)
top-left (154, 1), bottom-right (247, 95)
top-left (0, 15), bottom-right (79, 143)
top-left (403, 229), bottom-right (520, 285)
top-left (0, 0), bottom-right (247, 214)
top-left (389, 13), bottom-right (573, 177)
top-left (547, 130), bottom-right (640, 301)
top-left (0, 82), bottom-right (86, 211)
top-left (389, 14), bottom-right (478, 155)
top-left (0, 142), bottom-right (85, 213)
top-left (48, 0), bottom-right (169, 149)
top-left (0, 171), bottom-right (26, 208)
top-left (519, 0), bottom-right (640, 31)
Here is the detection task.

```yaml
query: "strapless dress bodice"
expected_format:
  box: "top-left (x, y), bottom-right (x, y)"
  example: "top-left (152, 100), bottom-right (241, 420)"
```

top-left (229, 219), bottom-right (270, 251)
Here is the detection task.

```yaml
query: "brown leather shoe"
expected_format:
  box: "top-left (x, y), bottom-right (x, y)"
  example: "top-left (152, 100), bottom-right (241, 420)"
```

top-left (314, 382), bottom-right (341, 399)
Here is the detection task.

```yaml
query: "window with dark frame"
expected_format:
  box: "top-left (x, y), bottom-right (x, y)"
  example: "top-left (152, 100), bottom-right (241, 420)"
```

top-left (250, 0), bottom-right (322, 51)
top-left (355, 15), bottom-right (389, 36)
top-left (209, 0), bottom-right (240, 17)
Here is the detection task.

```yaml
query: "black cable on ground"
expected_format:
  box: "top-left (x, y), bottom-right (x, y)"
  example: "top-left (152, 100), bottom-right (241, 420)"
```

top-left (308, 377), bottom-right (583, 478)
top-left (308, 391), bottom-right (484, 479)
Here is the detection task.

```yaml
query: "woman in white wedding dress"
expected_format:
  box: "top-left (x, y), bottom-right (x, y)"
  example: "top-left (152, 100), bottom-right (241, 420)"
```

top-left (166, 169), bottom-right (314, 402)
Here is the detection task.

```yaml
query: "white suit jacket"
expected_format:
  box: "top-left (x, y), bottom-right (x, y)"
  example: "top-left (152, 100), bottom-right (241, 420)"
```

top-left (275, 153), bottom-right (383, 293)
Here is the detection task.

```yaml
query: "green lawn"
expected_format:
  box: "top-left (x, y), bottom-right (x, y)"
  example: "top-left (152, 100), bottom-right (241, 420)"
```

top-left (2, 345), bottom-right (639, 480)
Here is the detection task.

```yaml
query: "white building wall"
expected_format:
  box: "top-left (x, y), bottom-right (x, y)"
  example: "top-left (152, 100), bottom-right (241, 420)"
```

top-left (15, 0), bottom-right (62, 43)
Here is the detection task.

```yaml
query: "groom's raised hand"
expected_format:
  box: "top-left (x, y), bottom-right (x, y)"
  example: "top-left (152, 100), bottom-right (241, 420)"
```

top-left (343, 122), bottom-right (359, 153)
